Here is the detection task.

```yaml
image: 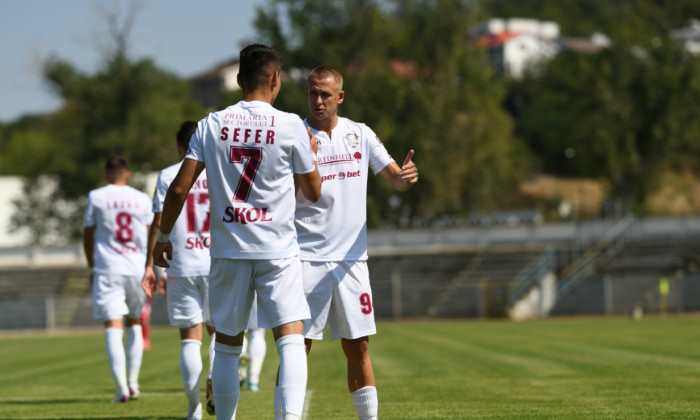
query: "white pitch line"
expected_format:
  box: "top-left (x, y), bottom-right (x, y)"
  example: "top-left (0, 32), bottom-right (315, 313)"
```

top-left (303, 389), bottom-right (314, 420)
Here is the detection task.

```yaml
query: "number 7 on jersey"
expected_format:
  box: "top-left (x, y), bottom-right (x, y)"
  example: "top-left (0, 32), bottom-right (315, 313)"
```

top-left (230, 146), bottom-right (263, 203)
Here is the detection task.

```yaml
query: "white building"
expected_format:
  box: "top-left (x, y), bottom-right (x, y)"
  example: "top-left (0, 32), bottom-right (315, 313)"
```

top-left (0, 176), bottom-right (32, 247)
top-left (669, 19), bottom-right (700, 55)
top-left (189, 60), bottom-right (241, 110)
top-left (472, 18), bottom-right (561, 79)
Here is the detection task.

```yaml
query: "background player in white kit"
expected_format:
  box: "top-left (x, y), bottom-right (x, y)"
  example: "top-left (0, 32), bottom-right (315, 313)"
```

top-left (83, 155), bottom-right (153, 403)
top-left (142, 120), bottom-right (214, 420)
top-left (240, 310), bottom-right (267, 392)
top-left (295, 65), bottom-right (418, 420)
top-left (152, 44), bottom-right (322, 420)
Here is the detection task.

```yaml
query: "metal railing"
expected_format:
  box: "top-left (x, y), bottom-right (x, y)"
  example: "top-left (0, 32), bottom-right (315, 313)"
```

top-left (555, 212), bottom-right (637, 303)
top-left (508, 246), bottom-right (556, 305)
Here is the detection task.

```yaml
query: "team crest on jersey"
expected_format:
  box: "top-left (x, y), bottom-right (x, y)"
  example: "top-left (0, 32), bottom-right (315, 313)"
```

top-left (345, 133), bottom-right (359, 148)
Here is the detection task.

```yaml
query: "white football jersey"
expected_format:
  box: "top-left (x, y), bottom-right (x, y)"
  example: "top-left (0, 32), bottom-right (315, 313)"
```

top-left (186, 100), bottom-right (316, 259)
top-left (152, 161), bottom-right (211, 277)
top-left (83, 184), bottom-right (153, 276)
top-left (296, 117), bottom-right (394, 261)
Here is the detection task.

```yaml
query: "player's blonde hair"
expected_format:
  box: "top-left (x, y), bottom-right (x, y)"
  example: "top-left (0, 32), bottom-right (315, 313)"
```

top-left (308, 65), bottom-right (343, 89)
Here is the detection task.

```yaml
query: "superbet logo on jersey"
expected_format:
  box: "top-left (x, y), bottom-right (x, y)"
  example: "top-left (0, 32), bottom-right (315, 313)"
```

top-left (321, 170), bottom-right (361, 182)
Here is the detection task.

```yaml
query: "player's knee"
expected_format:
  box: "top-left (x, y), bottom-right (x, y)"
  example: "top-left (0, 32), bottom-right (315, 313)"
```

top-left (341, 337), bottom-right (370, 361)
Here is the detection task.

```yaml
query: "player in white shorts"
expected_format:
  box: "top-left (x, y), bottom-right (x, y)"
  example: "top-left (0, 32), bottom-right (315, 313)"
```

top-left (152, 44), bottom-right (322, 420)
top-left (142, 121), bottom-right (214, 420)
top-left (295, 65), bottom-right (418, 420)
top-left (83, 155), bottom-right (153, 403)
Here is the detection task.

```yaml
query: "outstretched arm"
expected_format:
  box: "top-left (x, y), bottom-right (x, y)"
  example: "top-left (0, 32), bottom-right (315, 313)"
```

top-left (378, 149), bottom-right (418, 192)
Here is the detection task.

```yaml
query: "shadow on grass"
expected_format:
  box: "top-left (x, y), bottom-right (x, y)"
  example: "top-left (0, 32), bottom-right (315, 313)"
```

top-left (9, 418), bottom-right (178, 420)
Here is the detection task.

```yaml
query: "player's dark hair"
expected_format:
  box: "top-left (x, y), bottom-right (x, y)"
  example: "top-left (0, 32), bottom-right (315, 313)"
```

top-left (176, 120), bottom-right (198, 151)
top-left (238, 43), bottom-right (282, 93)
top-left (105, 155), bottom-right (128, 175)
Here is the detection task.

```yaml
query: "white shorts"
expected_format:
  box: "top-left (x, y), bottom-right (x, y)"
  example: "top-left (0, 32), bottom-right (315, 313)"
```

top-left (166, 275), bottom-right (210, 328)
top-left (92, 273), bottom-right (146, 321)
top-left (302, 261), bottom-right (377, 340)
top-left (209, 257), bottom-right (310, 336)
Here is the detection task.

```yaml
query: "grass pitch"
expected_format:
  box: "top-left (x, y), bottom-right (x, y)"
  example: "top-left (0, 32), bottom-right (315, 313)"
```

top-left (1, 315), bottom-right (699, 419)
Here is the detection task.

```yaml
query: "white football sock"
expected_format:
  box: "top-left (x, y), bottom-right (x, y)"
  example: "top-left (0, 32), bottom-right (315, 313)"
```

top-left (248, 328), bottom-right (266, 385)
top-left (105, 328), bottom-right (128, 397)
top-left (352, 386), bottom-right (378, 420)
top-left (276, 334), bottom-right (307, 418)
top-left (274, 386), bottom-right (283, 420)
top-left (126, 325), bottom-right (143, 390)
top-left (180, 339), bottom-right (203, 412)
top-left (212, 341), bottom-right (241, 419)
top-left (241, 333), bottom-right (249, 356)
top-left (207, 331), bottom-right (216, 380)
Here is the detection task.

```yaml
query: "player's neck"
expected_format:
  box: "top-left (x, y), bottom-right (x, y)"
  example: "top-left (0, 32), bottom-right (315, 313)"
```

top-left (106, 173), bottom-right (130, 186)
top-left (243, 89), bottom-right (273, 104)
top-left (110, 179), bottom-right (128, 186)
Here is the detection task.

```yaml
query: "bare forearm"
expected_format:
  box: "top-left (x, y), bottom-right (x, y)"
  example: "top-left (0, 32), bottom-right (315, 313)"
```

top-left (159, 186), bottom-right (187, 236)
top-left (82, 228), bottom-right (95, 268)
top-left (158, 158), bottom-right (204, 238)
top-left (299, 169), bottom-right (322, 202)
top-left (145, 213), bottom-right (162, 268)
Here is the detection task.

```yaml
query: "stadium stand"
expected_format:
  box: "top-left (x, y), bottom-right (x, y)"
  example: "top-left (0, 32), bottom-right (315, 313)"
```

top-left (0, 268), bottom-right (76, 330)
top-left (0, 266), bottom-right (169, 330)
top-left (368, 246), bottom-right (550, 319)
top-left (1, 215), bottom-right (699, 330)
top-left (551, 235), bottom-right (700, 316)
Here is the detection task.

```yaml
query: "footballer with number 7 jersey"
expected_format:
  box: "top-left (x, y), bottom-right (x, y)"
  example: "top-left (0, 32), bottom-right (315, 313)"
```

top-left (293, 65), bottom-right (418, 420)
top-left (83, 155), bottom-right (153, 404)
top-left (152, 44), bottom-right (322, 420)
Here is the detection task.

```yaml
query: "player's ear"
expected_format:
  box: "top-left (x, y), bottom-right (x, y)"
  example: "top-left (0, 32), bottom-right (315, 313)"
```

top-left (338, 90), bottom-right (344, 105)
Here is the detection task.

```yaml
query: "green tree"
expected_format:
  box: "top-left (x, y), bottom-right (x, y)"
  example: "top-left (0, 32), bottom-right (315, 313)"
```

top-left (42, 56), bottom-right (204, 200)
top-left (485, 0), bottom-right (700, 42)
top-left (508, 36), bottom-right (700, 209)
top-left (255, 0), bottom-right (527, 226)
top-left (2, 4), bottom-right (206, 245)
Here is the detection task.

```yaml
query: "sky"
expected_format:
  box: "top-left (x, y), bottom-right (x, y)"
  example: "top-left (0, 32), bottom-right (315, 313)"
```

top-left (0, 0), bottom-right (267, 123)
